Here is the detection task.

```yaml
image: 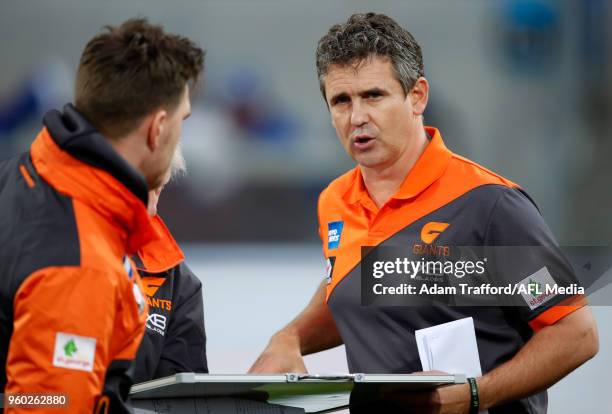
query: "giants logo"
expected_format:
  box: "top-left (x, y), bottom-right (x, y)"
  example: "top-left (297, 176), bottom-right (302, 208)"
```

top-left (413, 222), bottom-right (451, 256)
top-left (141, 277), bottom-right (166, 297)
top-left (142, 277), bottom-right (172, 310)
top-left (420, 222), bottom-right (450, 244)
top-left (147, 296), bottom-right (172, 311)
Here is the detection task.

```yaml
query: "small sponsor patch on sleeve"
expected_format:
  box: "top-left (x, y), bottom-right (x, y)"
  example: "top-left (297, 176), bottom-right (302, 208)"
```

top-left (52, 332), bottom-right (96, 372)
top-left (327, 221), bottom-right (344, 250)
top-left (518, 266), bottom-right (558, 310)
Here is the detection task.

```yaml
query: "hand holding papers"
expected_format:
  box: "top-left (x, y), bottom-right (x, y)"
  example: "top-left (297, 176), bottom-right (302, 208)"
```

top-left (416, 317), bottom-right (488, 413)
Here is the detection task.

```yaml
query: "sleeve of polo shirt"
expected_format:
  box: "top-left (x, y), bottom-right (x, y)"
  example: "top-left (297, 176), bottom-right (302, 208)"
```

top-left (483, 187), bottom-right (586, 332)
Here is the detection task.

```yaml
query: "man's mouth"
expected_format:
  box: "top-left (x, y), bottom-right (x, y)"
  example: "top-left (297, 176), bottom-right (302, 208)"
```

top-left (352, 135), bottom-right (375, 150)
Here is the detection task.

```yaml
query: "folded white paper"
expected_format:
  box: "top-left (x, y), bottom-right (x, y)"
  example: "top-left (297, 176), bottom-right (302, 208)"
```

top-left (415, 317), bottom-right (488, 413)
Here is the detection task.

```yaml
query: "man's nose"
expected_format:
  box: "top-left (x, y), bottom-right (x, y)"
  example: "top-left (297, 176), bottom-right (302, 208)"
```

top-left (350, 101), bottom-right (369, 127)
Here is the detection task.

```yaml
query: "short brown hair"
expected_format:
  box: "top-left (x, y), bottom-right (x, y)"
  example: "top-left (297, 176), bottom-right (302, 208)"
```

top-left (75, 18), bottom-right (205, 139)
top-left (316, 12), bottom-right (424, 100)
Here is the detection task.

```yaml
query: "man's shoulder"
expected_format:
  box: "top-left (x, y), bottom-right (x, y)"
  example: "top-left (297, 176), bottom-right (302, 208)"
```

top-left (447, 152), bottom-right (518, 189)
top-left (443, 153), bottom-right (541, 218)
top-left (173, 262), bottom-right (202, 290)
top-left (142, 261), bottom-right (202, 301)
top-left (319, 167), bottom-right (358, 204)
top-left (0, 152), bottom-right (83, 286)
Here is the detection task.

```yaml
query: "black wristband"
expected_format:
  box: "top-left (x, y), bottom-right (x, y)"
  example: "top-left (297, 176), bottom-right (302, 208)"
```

top-left (467, 377), bottom-right (479, 414)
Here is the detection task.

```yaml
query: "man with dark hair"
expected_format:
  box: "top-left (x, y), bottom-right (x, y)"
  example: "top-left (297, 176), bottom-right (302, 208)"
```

top-left (132, 148), bottom-right (209, 383)
top-left (250, 12), bottom-right (598, 413)
top-left (0, 18), bottom-right (204, 413)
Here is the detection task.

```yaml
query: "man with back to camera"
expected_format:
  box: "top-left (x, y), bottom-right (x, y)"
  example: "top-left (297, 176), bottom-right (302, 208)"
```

top-left (0, 18), bottom-right (204, 413)
top-left (132, 147), bottom-right (209, 383)
top-left (250, 12), bottom-right (598, 413)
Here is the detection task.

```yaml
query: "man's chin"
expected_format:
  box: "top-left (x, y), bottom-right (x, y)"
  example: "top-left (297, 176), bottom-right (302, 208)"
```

top-left (355, 155), bottom-right (385, 170)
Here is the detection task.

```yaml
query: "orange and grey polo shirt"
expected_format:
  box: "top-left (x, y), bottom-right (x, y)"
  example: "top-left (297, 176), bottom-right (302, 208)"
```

top-left (318, 126), bottom-right (584, 414)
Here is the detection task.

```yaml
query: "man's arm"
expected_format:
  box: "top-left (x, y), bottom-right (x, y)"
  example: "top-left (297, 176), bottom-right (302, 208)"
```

top-left (475, 305), bottom-right (598, 409)
top-left (249, 280), bottom-right (343, 373)
top-left (387, 305), bottom-right (599, 413)
top-left (5, 266), bottom-right (133, 413)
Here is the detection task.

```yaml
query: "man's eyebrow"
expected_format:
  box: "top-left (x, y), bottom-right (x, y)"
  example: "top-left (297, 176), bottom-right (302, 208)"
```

top-left (330, 87), bottom-right (388, 104)
top-left (360, 87), bottom-right (387, 96)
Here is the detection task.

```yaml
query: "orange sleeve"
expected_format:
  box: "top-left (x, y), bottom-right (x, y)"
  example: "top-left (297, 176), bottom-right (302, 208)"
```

top-left (528, 294), bottom-right (588, 332)
top-left (317, 190), bottom-right (327, 254)
top-left (5, 266), bottom-right (120, 413)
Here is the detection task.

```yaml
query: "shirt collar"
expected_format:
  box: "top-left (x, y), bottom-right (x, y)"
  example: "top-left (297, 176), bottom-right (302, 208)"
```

top-left (42, 104), bottom-right (149, 205)
top-left (343, 126), bottom-right (452, 204)
top-left (135, 215), bottom-right (185, 273)
top-left (31, 128), bottom-right (157, 254)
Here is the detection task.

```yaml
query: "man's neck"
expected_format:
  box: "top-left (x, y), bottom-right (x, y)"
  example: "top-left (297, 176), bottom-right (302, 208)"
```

top-left (361, 127), bottom-right (429, 209)
top-left (108, 132), bottom-right (147, 181)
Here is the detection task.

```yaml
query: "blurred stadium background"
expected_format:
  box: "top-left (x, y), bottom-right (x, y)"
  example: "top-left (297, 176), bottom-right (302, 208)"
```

top-left (1, 0), bottom-right (611, 412)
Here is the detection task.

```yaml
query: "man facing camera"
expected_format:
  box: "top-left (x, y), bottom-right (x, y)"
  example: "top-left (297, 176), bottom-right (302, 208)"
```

top-left (0, 18), bottom-right (204, 413)
top-left (250, 12), bottom-right (598, 413)
top-left (133, 148), bottom-right (208, 383)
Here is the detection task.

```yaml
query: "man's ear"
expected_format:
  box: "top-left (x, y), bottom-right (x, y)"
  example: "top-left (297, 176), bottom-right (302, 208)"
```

top-left (146, 109), bottom-right (168, 152)
top-left (409, 77), bottom-right (429, 116)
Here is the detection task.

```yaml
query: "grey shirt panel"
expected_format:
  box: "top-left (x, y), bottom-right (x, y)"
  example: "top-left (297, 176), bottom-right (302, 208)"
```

top-left (326, 184), bottom-right (578, 414)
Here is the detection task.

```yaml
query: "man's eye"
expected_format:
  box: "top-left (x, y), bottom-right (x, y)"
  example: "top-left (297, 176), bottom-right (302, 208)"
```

top-left (365, 91), bottom-right (382, 99)
top-left (334, 96), bottom-right (350, 105)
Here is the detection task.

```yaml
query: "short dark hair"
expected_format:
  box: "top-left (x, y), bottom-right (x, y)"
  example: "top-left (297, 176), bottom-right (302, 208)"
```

top-left (316, 12), bottom-right (424, 100)
top-left (75, 18), bottom-right (205, 139)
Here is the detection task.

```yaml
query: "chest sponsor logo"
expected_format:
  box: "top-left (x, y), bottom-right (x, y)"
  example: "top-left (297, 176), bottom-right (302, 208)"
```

top-left (146, 313), bottom-right (167, 336)
top-left (327, 221), bottom-right (344, 250)
top-left (420, 222), bottom-right (450, 244)
top-left (52, 332), bottom-right (96, 372)
top-left (325, 256), bottom-right (336, 285)
top-left (518, 266), bottom-right (558, 310)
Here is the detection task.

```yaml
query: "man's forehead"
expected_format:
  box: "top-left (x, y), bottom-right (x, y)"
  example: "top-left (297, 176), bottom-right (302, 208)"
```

top-left (332, 55), bottom-right (392, 71)
top-left (324, 57), bottom-right (397, 92)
